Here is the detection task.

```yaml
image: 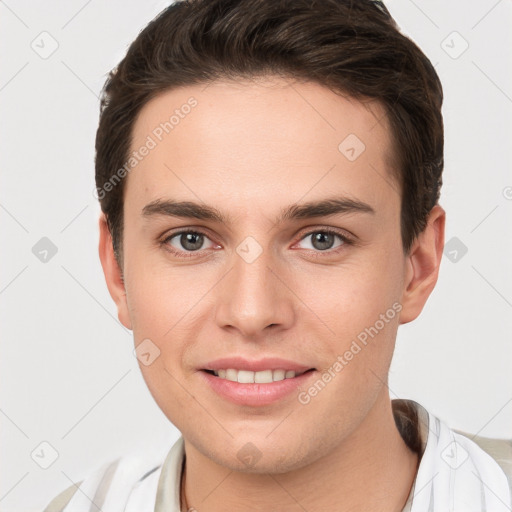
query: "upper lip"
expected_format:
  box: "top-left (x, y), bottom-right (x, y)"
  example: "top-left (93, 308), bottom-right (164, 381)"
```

top-left (202, 357), bottom-right (314, 373)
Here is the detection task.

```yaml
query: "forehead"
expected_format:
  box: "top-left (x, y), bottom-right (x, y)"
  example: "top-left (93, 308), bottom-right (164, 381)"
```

top-left (126, 77), bottom-right (399, 217)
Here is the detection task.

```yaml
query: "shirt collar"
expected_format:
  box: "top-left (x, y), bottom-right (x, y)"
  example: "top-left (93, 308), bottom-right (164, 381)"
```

top-left (153, 399), bottom-right (509, 512)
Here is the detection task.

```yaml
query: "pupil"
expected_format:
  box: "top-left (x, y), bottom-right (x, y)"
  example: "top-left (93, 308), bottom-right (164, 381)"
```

top-left (312, 232), bottom-right (334, 250)
top-left (182, 233), bottom-right (203, 251)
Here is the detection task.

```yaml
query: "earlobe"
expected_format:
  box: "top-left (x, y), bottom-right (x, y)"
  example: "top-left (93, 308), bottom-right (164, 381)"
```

top-left (399, 205), bottom-right (446, 324)
top-left (98, 213), bottom-right (132, 330)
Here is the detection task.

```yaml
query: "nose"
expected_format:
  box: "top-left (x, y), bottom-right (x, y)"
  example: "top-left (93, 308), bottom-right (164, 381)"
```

top-left (214, 240), bottom-right (295, 340)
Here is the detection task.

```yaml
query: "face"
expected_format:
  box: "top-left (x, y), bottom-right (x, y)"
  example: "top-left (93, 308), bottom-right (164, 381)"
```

top-left (101, 77), bottom-right (440, 473)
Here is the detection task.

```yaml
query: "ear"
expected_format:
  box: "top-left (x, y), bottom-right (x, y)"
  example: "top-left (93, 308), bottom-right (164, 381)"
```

top-left (399, 205), bottom-right (446, 324)
top-left (98, 213), bottom-right (132, 330)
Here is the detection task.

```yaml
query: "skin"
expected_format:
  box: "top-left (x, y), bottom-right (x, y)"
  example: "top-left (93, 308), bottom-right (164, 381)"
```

top-left (99, 77), bottom-right (445, 511)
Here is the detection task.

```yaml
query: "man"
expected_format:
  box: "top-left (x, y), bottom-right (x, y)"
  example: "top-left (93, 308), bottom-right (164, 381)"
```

top-left (44, 0), bottom-right (512, 510)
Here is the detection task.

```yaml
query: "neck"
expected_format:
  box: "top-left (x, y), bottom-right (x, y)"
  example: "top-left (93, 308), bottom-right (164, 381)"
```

top-left (181, 393), bottom-right (418, 512)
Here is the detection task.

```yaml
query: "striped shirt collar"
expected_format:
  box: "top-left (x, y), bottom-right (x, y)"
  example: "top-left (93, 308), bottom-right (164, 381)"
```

top-left (152, 399), bottom-right (511, 512)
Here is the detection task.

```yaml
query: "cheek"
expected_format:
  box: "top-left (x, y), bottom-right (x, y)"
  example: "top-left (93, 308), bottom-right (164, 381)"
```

top-left (307, 249), bottom-right (404, 382)
top-left (124, 262), bottom-right (201, 424)
top-left (297, 276), bottom-right (401, 426)
top-left (123, 246), bottom-right (192, 334)
top-left (318, 257), bottom-right (403, 335)
top-left (123, 252), bottom-right (215, 378)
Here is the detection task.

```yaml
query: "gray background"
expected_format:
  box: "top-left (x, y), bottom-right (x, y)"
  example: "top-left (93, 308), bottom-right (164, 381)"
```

top-left (1, 0), bottom-right (511, 510)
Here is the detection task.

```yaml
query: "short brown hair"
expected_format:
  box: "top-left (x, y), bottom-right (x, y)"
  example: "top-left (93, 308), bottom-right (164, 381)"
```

top-left (95, 0), bottom-right (443, 264)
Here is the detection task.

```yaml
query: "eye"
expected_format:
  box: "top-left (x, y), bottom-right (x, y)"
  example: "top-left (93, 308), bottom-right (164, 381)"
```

top-left (160, 227), bottom-right (353, 259)
top-left (295, 229), bottom-right (351, 254)
top-left (162, 230), bottom-right (217, 257)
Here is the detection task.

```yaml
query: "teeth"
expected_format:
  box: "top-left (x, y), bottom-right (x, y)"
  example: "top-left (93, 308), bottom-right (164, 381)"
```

top-left (211, 368), bottom-right (299, 383)
top-left (238, 370), bottom-right (254, 383)
top-left (273, 369), bottom-right (285, 381)
top-left (254, 370), bottom-right (273, 383)
top-left (226, 369), bottom-right (238, 382)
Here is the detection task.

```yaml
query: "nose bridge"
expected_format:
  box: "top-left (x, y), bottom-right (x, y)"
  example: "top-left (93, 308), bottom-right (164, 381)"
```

top-left (214, 235), bottom-right (292, 336)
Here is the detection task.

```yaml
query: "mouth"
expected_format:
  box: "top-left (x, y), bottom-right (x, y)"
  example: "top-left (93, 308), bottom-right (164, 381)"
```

top-left (202, 368), bottom-right (316, 383)
top-left (199, 357), bottom-right (317, 406)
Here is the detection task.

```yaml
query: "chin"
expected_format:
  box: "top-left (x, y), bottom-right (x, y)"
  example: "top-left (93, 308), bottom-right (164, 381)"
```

top-left (215, 448), bottom-right (312, 475)
top-left (193, 431), bottom-right (322, 475)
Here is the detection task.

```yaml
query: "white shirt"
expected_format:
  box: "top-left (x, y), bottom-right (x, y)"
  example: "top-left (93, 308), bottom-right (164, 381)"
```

top-left (43, 399), bottom-right (512, 512)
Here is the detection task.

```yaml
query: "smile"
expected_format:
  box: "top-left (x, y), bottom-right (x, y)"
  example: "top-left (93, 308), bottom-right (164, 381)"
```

top-left (201, 367), bottom-right (317, 406)
top-left (206, 368), bottom-right (311, 383)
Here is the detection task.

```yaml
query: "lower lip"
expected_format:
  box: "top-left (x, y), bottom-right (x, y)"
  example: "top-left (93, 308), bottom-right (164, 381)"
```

top-left (200, 370), bottom-right (316, 406)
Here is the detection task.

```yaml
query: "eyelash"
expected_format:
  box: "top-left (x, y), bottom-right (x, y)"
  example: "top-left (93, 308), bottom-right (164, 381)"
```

top-left (159, 227), bottom-right (354, 259)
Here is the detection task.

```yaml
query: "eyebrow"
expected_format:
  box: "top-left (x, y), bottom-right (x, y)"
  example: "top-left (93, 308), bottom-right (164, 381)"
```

top-left (141, 196), bottom-right (375, 224)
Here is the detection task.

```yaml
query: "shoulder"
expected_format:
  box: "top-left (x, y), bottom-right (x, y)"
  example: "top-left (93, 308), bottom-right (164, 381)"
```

top-left (42, 482), bottom-right (82, 512)
top-left (41, 449), bottom-right (167, 512)
top-left (393, 399), bottom-right (512, 510)
top-left (454, 429), bottom-right (512, 490)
